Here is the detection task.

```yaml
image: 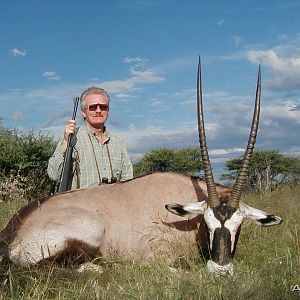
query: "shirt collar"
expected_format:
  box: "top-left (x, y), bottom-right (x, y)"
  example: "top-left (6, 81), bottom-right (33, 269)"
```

top-left (83, 123), bottom-right (110, 143)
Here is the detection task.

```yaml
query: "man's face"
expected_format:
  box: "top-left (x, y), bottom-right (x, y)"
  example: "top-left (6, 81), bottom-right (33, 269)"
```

top-left (81, 93), bottom-right (109, 128)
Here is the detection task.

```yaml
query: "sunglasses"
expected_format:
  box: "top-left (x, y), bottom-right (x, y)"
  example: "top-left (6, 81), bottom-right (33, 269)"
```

top-left (87, 103), bottom-right (109, 112)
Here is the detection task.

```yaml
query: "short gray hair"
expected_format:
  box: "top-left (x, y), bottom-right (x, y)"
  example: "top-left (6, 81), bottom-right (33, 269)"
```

top-left (80, 87), bottom-right (110, 111)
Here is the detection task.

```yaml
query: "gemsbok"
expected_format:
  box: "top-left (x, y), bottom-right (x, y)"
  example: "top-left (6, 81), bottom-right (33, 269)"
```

top-left (0, 59), bottom-right (282, 275)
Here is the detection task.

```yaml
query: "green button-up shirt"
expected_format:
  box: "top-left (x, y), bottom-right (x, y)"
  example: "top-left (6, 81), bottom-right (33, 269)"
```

top-left (47, 124), bottom-right (133, 189)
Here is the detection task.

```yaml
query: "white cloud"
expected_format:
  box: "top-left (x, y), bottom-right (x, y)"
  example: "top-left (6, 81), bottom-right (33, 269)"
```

top-left (262, 100), bottom-right (300, 124)
top-left (92, 67), bottom-right (165, 94)
top-left (232, 35), bottom-right (243, 46)
top-left (89, 77), bottom-right (100, 81)
top-left (114, 92), bottom-right (131, 99)
top-left (123, 56), bottom-right (148, 64)
top-left (248, 49), bottom-right (283, 69)
top-left (129, 67), bottom-right (164, 84)
top-left (42, 71), bottom-right (61, 81)
top-left (217, 19), bottom-right (224, 27)
top-left (210, 148), bottom-right (244, 156)
top-left (247, 49), bottom-right (300, 91)
top-left (83, 58), bottom-right (165, 94)
top-left (115, 125), bottom-right (198, 153)
top-left (9, 48), bottom-right (27, 57)
top-left (278, 34), bottom-right (288, 41)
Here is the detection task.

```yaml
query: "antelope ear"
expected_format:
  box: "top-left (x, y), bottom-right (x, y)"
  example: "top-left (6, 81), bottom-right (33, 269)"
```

top-left (239, 202), bottom-right (283, 227)
top-left (165, 201), bottom-right (207, 216)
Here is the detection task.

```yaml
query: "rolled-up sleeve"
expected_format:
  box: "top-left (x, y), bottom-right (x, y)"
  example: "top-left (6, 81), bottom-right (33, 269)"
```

top-left (47, 139), bottom-right (65, 181)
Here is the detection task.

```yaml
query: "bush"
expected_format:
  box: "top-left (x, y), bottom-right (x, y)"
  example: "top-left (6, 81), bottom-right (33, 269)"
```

top-left (0, 123), bottom-right (56, 201)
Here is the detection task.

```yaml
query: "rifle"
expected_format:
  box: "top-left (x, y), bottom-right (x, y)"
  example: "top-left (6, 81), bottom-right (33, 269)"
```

top-left (57, 97), bottom-right (80, 193)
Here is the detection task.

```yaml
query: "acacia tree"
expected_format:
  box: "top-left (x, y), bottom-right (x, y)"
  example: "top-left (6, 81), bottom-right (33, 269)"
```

top-left (133, 147), bottom-right (203, 177)
top-left (221, 150), bottom-right (300, 190)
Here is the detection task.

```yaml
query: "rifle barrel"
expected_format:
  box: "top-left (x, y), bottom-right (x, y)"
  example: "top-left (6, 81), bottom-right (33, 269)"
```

top-left (58, 97), bottom-right (80, 193)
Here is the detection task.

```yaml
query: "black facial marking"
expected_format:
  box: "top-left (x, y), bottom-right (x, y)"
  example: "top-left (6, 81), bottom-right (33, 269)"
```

top-left (211, 227), bottom-right (232, 265)
top-left (258, 215), bottom-right (283, 226)
top-left (208, 202), bottom-right (239, 264)
top-left (165, 204), bottom-right (187, 216)
top-left (213, 202), bottom-right (236, 225)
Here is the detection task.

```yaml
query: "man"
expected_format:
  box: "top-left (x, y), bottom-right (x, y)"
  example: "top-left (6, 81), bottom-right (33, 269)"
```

top-left (47, 87), bottom-right (133, 189)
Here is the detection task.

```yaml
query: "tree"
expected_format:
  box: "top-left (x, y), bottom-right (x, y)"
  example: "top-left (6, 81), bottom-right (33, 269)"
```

top-left (221, 150), bottom-right (300, 190)
top-left (133, 147), bottom-right (203, 177)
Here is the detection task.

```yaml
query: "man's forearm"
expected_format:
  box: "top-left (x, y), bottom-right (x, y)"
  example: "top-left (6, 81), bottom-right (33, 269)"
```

top-left (47, 141), bottom-right (65, 180)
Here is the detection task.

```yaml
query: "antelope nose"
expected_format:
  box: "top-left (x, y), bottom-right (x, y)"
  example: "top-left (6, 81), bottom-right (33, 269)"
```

top-left (207, 260), bottom-right (234, 276)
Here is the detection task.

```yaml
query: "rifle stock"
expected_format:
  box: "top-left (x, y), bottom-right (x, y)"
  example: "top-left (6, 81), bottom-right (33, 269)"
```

top-left (57, 97), bottom-right (80, 193)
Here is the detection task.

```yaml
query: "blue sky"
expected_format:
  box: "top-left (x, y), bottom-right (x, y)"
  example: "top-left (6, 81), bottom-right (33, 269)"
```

top-left (1, 0), bottom-right (300, 180)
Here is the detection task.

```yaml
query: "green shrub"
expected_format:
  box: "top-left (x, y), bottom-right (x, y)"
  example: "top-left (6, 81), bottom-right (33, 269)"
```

top-left (0, 123), bottom-right (56, 201)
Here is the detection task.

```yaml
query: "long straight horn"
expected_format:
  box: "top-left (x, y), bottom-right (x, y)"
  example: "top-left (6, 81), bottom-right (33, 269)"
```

top-left (229, 65), bottom-right (262, 208)
top-left (197, 57), bottom-right (219, 208)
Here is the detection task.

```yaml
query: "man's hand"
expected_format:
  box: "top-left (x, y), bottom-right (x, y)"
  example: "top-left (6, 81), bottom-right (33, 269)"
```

top-left (61, 120), bottom-right (76, 151)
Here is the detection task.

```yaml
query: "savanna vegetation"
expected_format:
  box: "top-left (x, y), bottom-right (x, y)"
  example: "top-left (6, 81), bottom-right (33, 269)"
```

top-left (133, 147), bottom-right (203, 177)
top-left (0, 124), bottom-right (299, 299)
top-left (134, 147), bottom-right (300, 190)
top-left (221, 150), bottom-right (300, 191)
top-left (0, 123), bottom-right (56, 202)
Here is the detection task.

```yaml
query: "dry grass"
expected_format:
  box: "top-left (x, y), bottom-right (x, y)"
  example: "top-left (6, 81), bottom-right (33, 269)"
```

top-left (0, 184), bottom-right (299, 299)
